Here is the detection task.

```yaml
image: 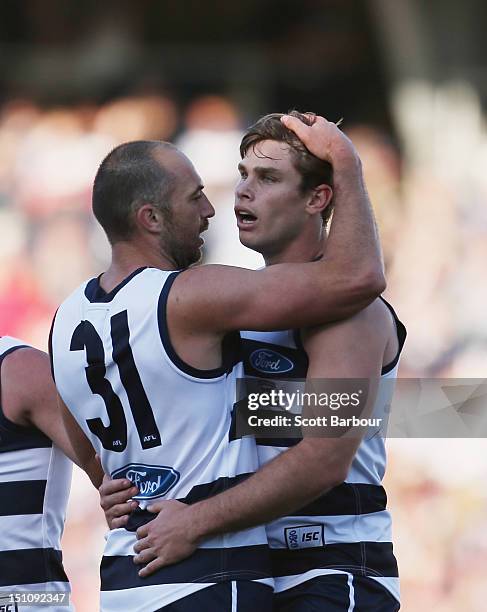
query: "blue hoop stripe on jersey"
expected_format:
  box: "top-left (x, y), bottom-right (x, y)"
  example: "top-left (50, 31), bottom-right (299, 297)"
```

top-left (125, 473), bottom-right (253, 530)
top-left (271, 542), bottom-right (399, 578)
top-left (275, 574), bottom-right (400, 611)
top-left (101, 545), bottom-right (273, 590)
top-left (0, 419), bottom-right (52, 453)
top-left (180, 472), bottom-right (251, 504)
top-left (157, 271), bottom-right (241, 379)
top-left (0, 548), bottom-right (68, 587)
top-left (125, 481), bottom-right (386, 536)
top-left (286, 483), bottom-right (387, 517)
top-left (254, 436), bottom-right (301, 447)
top-left (153, 581), bottom-right (274, 612)
top-left (181, 476), bottom-right (386, 518)
top-left (0, 480), bottom-right (46, 515)
top-left (275, 574), bottom-right (352, 610)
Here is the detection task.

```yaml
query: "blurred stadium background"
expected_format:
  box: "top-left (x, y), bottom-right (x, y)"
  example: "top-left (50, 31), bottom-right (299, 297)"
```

top-left (1, 1), bottom-right (486, 609)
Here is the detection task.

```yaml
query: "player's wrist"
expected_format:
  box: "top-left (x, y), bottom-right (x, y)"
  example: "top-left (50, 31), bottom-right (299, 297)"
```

top-left (332, 156), bottom-right (365, 197)
top-left (184, 502), bottom-right (210, 544)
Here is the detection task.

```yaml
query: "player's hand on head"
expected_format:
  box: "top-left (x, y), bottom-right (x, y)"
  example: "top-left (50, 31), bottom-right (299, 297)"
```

top-left (133, 500), bottom-right (199, 577)
top-left (281, 113), bottom-right (358, 165)
top-left (99, 474), bottom-right (139, 529)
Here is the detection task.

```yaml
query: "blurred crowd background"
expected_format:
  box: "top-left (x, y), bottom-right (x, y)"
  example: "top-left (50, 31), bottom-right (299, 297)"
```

top-left (0, 1), bottom-right (486, 610)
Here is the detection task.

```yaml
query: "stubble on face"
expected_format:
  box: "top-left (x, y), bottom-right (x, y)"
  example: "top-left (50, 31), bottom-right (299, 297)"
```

top-left (154, 150), bottom-right (207, 270)
top-left (156, 203), bottom-right (202, 269)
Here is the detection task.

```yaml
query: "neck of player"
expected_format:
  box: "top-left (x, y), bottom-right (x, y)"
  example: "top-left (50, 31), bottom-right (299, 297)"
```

top-left (262, 226), bottom-right (326, 267)
top-left (100, 239), bottom-right (178, 293)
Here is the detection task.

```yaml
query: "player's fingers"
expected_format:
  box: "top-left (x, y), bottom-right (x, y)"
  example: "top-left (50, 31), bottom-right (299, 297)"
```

top-left (138, 557), bottom-right (167, 577)
top-left (100, 477), bottom-right (133, 495)
top-left (136, 524), bottom-right (149, 540)
top-left (133, 536), bottom-right (151, 554)
top-left (110, 514), bottom-right (130, 529)
top-left (133, 548), bottom-right (157, 565)
top-left (100, 489), bottom-right (138, 512)
top-left (106, 488), bottom-right (139, 507)
top-left (145, 500), bottom-right (165, 513)
top-left (109, 501), bottom-right (138, 518)
top-left (302, 112), bottom-right (317, 125)
top-left (108, 478), bottom-right (133, 492)
top-left (280, 115), bottom-right (310, 139)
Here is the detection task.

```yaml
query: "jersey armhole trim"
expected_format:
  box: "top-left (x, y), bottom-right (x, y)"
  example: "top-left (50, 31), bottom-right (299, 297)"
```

top-left (379, 297), bottom-right (407, 375)
top-left (48, 308), bottom-right (59, 383)
top-left (157, 271), bottom-right (232, 380)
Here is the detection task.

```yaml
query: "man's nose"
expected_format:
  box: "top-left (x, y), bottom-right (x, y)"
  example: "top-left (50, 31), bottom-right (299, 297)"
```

top-left (202, 194), bottom-right (215, 218)
top-left (235, 178), bottom-right (253, 201)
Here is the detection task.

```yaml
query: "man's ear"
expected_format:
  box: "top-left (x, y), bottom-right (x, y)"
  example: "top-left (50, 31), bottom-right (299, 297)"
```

top-left (135, 203), bottom-right (166, 234)
top-left (305, 184), bottom-right (333, 217)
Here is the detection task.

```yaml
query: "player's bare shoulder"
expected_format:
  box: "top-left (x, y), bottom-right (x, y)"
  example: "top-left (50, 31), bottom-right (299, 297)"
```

top-left (340, 297), bottom-right (400, 367)
top-left (1, 346), bottom-right (54, 424)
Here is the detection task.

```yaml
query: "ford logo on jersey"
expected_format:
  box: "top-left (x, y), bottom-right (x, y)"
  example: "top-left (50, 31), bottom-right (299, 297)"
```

top-left (112, 463), bottom-right (180, 500)
top-left (250, 349), bottom-right (294, 374)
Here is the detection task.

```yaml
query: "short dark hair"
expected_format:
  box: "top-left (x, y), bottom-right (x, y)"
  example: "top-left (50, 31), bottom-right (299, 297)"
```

top-left (240, 111), bottom-right (334, 225)
top-left (92, 140), bottom-right (176, 243)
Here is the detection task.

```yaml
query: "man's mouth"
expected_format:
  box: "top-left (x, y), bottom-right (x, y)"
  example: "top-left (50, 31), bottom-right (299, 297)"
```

top-left (235, 209), bottom-right (258, 228)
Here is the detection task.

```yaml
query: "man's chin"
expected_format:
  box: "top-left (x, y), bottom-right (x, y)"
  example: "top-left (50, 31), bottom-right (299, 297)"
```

top-left (239, 233), bottom-right (265, 255)
top-left (171, 246), bottom-right (203, 270)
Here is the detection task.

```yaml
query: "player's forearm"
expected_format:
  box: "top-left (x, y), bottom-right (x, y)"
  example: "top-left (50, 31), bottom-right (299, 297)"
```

top-left (85, 455), bottom-right (104, 489)
top-left (280, 114), bottom-right (384, 307)
top-left (185, 440), bottom-right (348, 542)
top-left (321, 149), bottom-right (385, 312)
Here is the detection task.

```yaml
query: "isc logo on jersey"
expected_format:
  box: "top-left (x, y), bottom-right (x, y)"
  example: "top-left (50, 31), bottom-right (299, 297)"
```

top-left (285, 525), bottom-right (324, 550)
top-left (112, 463), bottom-right (180, 500)
top-left (250, 349), bottom-right (294, 374)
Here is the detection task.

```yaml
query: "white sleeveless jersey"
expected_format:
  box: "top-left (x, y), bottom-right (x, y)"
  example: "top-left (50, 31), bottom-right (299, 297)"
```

top-left (0, 336), bottom-right (74, 612)
top-left (50, 267), bottom-right (271, 611)
top-left (232, 298), bottom-right (406, 603)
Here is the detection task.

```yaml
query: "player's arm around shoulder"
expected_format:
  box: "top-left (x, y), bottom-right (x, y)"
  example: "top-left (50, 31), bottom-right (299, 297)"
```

top-left (168, 261), bottom-right (383, 339)
top-left (2, 347), bottom-right (102, 487)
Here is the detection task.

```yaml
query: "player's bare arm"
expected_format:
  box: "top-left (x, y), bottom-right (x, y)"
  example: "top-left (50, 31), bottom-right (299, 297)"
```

top-left (1, 346), bottom-right (103, 488)
top-left (168, 116), bottom-right (385, 368)
top-left (57, 393), bottom-right (104, 488)
top-left (127, 299), bottom-right (397, 576)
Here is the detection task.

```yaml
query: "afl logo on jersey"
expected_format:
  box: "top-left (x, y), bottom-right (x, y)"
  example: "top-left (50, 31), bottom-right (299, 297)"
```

top-left (250, 349), bottom-right (294, 374)
top-left (112, 463), bottom-right (180, 500)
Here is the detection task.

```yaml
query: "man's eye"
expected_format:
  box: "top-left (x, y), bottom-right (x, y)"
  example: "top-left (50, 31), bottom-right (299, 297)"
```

top-left (239, 172), bottom-right (247, 180)
top-left (262, 175), bottom-right (277, 183)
